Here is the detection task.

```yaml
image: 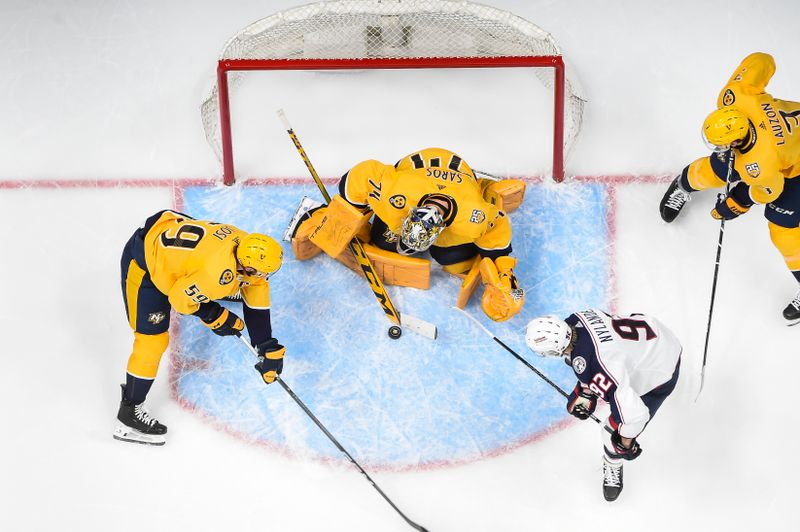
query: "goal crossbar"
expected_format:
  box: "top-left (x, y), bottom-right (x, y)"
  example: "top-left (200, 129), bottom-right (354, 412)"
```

top-left (216, 55), bottom-right (566, 185)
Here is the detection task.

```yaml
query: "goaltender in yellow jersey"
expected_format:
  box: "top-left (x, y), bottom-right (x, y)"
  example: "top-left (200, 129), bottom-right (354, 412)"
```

top-left (114, 210), bottom-right (286, 445)
top-left (287, 147), bottom-right (528, 322)
top-left (658, 52), bottom-right (800, 324)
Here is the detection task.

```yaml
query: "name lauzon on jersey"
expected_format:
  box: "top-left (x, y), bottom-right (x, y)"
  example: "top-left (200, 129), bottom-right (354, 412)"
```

top-left (580, 309), bottom-right (614, 343)
top-left (761, 102), bottom-right (785, 144)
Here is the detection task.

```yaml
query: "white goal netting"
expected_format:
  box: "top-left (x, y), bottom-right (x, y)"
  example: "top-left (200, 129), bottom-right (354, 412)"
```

top-left (200, 0), bottom-right (585, 178)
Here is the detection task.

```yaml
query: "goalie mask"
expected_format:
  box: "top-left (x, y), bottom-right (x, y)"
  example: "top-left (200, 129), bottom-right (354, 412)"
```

top-left (397, 205), bottom-right (445, 256)
top-left (525, 315), bottom-right (572, 357)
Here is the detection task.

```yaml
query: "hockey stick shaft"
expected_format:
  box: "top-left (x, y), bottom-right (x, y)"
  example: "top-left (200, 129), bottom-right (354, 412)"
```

top-left (276, 110), bottom-right (404, 327)
top-left (696, 151), bottom-right (734, 401)
top-left (237, 336), bottom-right (430, 532)
top-left (454, 307), bottom-right (605, 427)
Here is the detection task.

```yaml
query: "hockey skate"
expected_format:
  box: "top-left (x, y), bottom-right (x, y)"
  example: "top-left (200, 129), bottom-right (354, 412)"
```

top-left (659, 176), bottom-right (691, 223)
top-left (113, 385), bottom-right (167, 446)
top-left (283, 196), bottom-right (324, 242)
top-left (602, 455), bottom-right (624, 502)
top-left (783, 290), bottom-right (800, 326)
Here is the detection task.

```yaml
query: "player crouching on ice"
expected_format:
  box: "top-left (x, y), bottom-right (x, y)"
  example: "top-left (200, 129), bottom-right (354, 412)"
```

top-left (115, 210), bottom-right (285, 445)
top-left (286, 147), bottom-right (526, 322)
top-left (525, 310), bottom-right (682, 501)
top-left (658, 52), bottom-right (800, 324)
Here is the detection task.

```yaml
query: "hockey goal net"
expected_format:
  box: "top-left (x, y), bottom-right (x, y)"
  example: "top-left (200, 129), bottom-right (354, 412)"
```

top-left (201, 0), bottom-right (584, 184)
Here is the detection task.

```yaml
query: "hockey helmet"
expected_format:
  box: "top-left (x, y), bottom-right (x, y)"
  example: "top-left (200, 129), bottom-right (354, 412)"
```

top-left (702, 107), bottom-right (749, 148)
top-left (236, 233), bottom-right (283, 277)
top-left (525, 315), bottom-right (573, 357)
top-left (397, 205), bottom-right (445, 256)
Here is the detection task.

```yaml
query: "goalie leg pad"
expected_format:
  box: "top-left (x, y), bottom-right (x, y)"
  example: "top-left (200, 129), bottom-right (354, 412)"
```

top-left (308, 195), bottom-right (372, 259)
top-left (481, 179), bottom-right (527, 212)
top-left (456, 256), bottom-right (482, 309)
top-left (291, 207), bottom-right (326, 261)
top-left (336, 242), bottom-right (430, 289)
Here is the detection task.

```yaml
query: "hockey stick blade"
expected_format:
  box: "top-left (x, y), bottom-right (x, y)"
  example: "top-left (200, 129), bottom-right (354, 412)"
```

top-left (400, 313), bottom-right (438, 340)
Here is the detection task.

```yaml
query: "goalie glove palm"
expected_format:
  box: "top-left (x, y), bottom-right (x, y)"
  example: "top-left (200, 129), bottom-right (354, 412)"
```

top-left (479, 256), bottom-right (524, 322)
top-left (254, 338), bottom-right (285, 384)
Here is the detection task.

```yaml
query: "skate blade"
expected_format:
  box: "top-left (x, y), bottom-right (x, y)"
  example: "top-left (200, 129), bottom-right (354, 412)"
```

top-left (787, 319), bottom-right (800, 327)
top-left (282, 196), bottom-right (321, 242)
top-left (113, 423), bottom-right (166, 446)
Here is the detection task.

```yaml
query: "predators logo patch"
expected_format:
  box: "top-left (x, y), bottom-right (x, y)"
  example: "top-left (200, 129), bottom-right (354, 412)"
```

top-left (219, 269), bottom-right (234, 285)
top-left (745, 162), bottom-right (761, 178)
top-left (147, 311), bottom-right (166, 325)
top-left (389, 195), bottom-right (406, 209)
top-left (722, 89), bottom-right (736, 106)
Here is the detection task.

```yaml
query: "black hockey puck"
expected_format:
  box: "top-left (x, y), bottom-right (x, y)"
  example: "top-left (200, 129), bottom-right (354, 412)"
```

top-left (388, 325), bottom-right (402, 339)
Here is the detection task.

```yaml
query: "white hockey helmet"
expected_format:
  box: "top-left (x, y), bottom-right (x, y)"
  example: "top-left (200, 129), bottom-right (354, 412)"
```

top-left (525, 315), bottom-right (573, 357)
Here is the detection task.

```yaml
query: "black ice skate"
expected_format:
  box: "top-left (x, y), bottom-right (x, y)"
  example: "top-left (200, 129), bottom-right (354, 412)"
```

top-left (113, 385), bottom-right (167, 446)
top-left (602, 456), bottom-right (624, 502)
top-left (783, 291), bottom-right (800, 326)
top-left (659, 176), bottom-right (691, 223)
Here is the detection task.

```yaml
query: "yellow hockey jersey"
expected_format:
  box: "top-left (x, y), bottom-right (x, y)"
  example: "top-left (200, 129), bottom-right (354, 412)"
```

top-left (718, 52), bottom-right (800, 203)
top-left (338, 148), bottom-right (512, 252)
top-left (141, 211), bottom-right (269, 315)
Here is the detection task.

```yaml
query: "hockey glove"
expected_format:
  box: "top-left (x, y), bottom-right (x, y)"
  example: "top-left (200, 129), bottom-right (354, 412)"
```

top-left (566, 382), bottom-right (597, 420)
top-left (197, 302), bottom-right (244, 337)
top-left (254, 338), bottom-right (285, 384)
top-left (610, 429), bottom-right (643, 461)
top-left (479, 256), bottom-right (525, 322)
top-left (711, 181), bottom-right (753, 221)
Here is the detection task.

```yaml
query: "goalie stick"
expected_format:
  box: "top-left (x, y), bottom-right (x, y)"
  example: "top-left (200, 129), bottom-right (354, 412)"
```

top-left (237, 335), bottom-right (430, 532)
top-left (277, 109), bottom-right (437, 340)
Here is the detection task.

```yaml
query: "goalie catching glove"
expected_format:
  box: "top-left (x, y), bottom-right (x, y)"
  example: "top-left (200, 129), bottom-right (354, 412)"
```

top-left (566, 382), bottom-right (597, 420)
top-left (479, 256), bottom-right (524, 322)
top-left (254, 338), bottom-right (285, 384)
top-left (196, 302), bottom-right (244, 337)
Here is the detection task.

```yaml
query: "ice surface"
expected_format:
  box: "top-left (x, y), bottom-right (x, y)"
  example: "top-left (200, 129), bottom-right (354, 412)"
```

top-left (1, 1), bottom-right (799, 532)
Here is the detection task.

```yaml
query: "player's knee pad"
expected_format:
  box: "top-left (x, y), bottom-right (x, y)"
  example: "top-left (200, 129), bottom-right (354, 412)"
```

top-left (769, 222), bottom-right (800, 270)
top-left (480, 179), bottom-right (526, 212)
top-left (127, 331), bottom-right (169, 379)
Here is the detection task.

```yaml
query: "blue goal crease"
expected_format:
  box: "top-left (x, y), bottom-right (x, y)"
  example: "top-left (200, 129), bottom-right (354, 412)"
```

top-left (172, 181), bottom-right (610, 468)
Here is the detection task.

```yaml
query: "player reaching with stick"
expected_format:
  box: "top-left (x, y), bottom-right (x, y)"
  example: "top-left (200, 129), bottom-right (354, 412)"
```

top-left (658, 52), bottom-right (800, 324)
top-left (114, 210), bottom-right (285, 445)
top-left (525, 310), bottom-right (682, 501)
top-left (286, 147), bottom-right (527, 322)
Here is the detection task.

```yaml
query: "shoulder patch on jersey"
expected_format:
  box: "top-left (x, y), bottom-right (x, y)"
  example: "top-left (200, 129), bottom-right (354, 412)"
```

top-left (147, 311), bottom-right (166, 325)
top-left (469, 209), bottom-right (486, 224)
top-left (219, 269), bottom-right (234, 285)
top-left (572, 356), bottom-right (587, 374)
top-left (745, 162), bottom-right (761, 178)
top-left (389, 194), bottom-right (406, 209)
top-left (722, 89), bottom-right (736, 106)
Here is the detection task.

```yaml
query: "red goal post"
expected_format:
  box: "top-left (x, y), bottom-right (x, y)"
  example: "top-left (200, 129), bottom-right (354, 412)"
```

top-left (201, 0), bottom-right (584, 185)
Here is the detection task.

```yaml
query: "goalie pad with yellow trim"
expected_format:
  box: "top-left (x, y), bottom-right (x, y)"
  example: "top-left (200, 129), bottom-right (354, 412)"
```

top-left (455, 257), bottom-right (482, 309)
top-left (336, 242), bottom-right (431, 289)
top-left (291, 204), bottom-right (372, 261)
top-left (479, 256), bottom-right (525, 322)
top-left (480, 179), bottom-right (526, 212)
top-left (308, 195), bottom-right (372, 259)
